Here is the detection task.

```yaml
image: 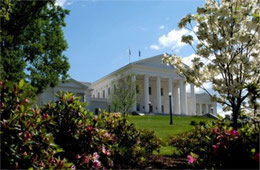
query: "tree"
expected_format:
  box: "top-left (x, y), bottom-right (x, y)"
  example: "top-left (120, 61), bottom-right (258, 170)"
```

top-left (163, 0), bottom-right (260, 129)
top-left (110, 74), bottom-right (139, 115)
top-left (0, 0), bottom-right (70, 94)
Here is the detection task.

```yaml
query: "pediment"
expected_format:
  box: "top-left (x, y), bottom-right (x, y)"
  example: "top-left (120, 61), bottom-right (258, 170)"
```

top-left (133, 54), bottom-right (175, 70)
top-left (58, 79), bottom-right (89, 89)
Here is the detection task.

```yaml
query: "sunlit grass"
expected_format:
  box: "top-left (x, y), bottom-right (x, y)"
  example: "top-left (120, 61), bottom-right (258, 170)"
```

top-left (128, 115), bottom-right (213, 155)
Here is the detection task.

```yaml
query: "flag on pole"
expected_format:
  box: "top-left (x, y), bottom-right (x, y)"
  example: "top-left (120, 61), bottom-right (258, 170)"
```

top-left (128, 48), bottom-right (131, 63)
top-left (129, 48), bottom-right (131, 56)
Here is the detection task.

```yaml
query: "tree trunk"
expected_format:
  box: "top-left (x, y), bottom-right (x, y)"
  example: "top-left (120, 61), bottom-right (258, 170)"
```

top-left (254, 104), bottom-right (257, 117)
top-left (232, 106), bottom-right (239, 130)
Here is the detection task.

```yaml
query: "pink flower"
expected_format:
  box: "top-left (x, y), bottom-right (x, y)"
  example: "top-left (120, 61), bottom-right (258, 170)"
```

top-left (254, 153), bottom-right (260, 162)
top-left (84, 155), bottom-right (91, 164)
top-left (93, 152), bottom-right (100, 160)
top-left (217, 134), bottom-right (224, 140)
top-left (187, 153), bottom-right (198, 164)
top-left (75, 154), bottom-right (81, 160)
top-left (112, 136), bottom-right (118, 144)
top-left (92, 159), bottom-right (101, 169)
top-left (212, 127), bottom-right (219, 134)
top-left (87, 126), bottom-right (93, 133)
top-left (102, 145), bottom-right (111, 156)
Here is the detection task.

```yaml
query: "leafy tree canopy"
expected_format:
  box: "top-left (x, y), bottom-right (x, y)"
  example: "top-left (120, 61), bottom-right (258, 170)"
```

top-left (110, 74), bottom-right (139, 115)
top-left (163, 0), bottom-right (260, 129)
top-left (0, 0), bottom-right (70, 93)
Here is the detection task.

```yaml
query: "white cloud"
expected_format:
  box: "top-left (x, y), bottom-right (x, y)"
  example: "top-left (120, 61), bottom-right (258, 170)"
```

top-left (181, 53), bottom-right (197, 66)
top-left (150, 44), bottom-right (159, 51)
top-left (150, 45), bottom-right (161, 50)
top-left (55, 0), bottom-right (67, 7)
top-left (150, 28), bottom-right (191, 52)
top-left (159, 25), bottom-right (165, 30)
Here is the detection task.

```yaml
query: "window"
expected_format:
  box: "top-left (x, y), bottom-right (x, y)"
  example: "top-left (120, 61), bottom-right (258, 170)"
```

top-left (149, 87), bottom-right (152, 95)
top-left (137, 104), bottom-right (140, 111)
top-left (98, 92), bottom-right (100, 99)
top-left (103, 90), bottom-right (105, 98)
top-left (161, 105), bottom-right (164, 113)
top-left (108, 88), bottom-right (110, 95)
top-left (95, 108), bottom-right (99, 115)
top-left (136, 85), bottom-right (139, 94)
top-left (161, 88), bottom-right (163, 96)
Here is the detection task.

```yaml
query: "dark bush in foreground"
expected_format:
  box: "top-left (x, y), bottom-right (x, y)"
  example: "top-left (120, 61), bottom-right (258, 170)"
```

top-left (0, 81), bottom-right (71, 169)
top-left (169, 119), bottom-right (260, 169)
top-left (1, 80), bottom-right (161, 169)
top-left (42, 92), bottom-right (161, 169)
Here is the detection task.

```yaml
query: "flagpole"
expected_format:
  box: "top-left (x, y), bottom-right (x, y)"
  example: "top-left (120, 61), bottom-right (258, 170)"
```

top-left (139, 49), bottom-right (141, 60)
top-left (129, 48), bottom-right (131, 63)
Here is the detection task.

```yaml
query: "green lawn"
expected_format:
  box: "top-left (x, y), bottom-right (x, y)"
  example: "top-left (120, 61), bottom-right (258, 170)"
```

top-left (128, 115), bottom-right (213, 155)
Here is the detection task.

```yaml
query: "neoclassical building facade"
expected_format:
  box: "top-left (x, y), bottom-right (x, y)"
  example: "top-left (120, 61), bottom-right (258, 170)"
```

top-left (38, 54), bottom-right (217, 115)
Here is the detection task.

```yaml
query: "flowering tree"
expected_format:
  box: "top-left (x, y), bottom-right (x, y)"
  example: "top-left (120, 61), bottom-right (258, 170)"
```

top-left (163, 0), bottom-right (260, 129)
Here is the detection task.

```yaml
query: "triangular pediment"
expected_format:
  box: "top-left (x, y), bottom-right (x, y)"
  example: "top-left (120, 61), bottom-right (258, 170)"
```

top-left (58, 79), bottom-right (89, 89)
top-left (133, 54), bottom-right (175, 70)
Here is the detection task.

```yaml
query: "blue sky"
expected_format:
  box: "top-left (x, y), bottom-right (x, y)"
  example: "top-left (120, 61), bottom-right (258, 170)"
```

top-left (56, 0), bottom-right (226, 115)
top-left (58, 0), bottom-right (205, 82)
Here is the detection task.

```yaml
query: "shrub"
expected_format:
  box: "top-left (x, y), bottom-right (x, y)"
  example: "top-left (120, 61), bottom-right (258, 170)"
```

top-left (190, 120), bottom-right (198, 126)
top-left (41, 92), bottom-right (115, 169)
top-left (42, 92), bottom-right (161, 169)
top-left (97, 112), bottom-right (161, 168)
top-left (0, 80), bottom-right (71, 169)
top-left (169, 118), bottom-right (260, 169)
top-left (1, 82), bottom-right (161, 169)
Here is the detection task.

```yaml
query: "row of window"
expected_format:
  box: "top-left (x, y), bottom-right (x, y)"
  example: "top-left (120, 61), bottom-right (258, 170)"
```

top-left (94, 86), bottom-right (164, 99)
top-left (136, 104), bottom-right (164, 113)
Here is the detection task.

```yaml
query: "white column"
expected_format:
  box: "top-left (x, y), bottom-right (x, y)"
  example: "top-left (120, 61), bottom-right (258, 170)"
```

top-left (214, 103), bottom-right (217, 114)
top-left (206, 104), bottom-right (209, 114)
top-left (199, 104), bottom-right (202, 115)
top-left (173, 83), bottom-right (180, 115)
top-left (168, 78), bottom-right (173, 113)
top-left (144, 74), bottom-right (149, 113)
top-left (131, 75), bottom-right (136, 112)
top-left (156, 76), bottom-right (162, 113)
top-left (180, 79), bottom-right (187, 115)
top-left (191, 84), bottom-right (196, 115)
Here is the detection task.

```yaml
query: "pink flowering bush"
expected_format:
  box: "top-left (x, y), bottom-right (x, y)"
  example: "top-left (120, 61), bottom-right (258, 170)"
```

top-left (41, 92), bottom-right (116, 169)
top-left (1, 81), bottom-right (160, 169)
top-left (169, 119), bottom-right (260, 169)
top-left (42, 92), bottom-right (161, 169)
top-left (0, 80), bottom-right (72, 169)
top-left (187, 152), bottom-right (198, 164)
top-left (97, 112), bottom-right (161, 168)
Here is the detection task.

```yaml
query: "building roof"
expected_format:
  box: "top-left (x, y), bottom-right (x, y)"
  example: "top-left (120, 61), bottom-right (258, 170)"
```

top-left (91, 54), bottom-right (176, 86)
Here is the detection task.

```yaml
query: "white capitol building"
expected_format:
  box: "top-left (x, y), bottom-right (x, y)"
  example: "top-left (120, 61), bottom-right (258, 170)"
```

top-left (38, 54), bottom-right (217, 116)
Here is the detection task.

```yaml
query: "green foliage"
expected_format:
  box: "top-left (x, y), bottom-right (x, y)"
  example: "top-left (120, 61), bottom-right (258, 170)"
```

top-left (97, 112), bottom-right (161, 168)
top-left (0, 0), bottom-right (70, 93)
top-left (169, 119), bottom-right (260, 169)
top-left (1, 81), bottom-right (161, 169)
top-left (41, 92), bottom-right (161, 169)
top-left (41, 92), bottom-right (115, 169)
top-left (110, 73), bottom-right (140, 115)
top-left (0, 80), bottom-right (71, 169)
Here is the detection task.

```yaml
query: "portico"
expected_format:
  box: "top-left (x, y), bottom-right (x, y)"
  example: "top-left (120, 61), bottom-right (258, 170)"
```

top-left (130, 74), bottom-right (195, 115)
